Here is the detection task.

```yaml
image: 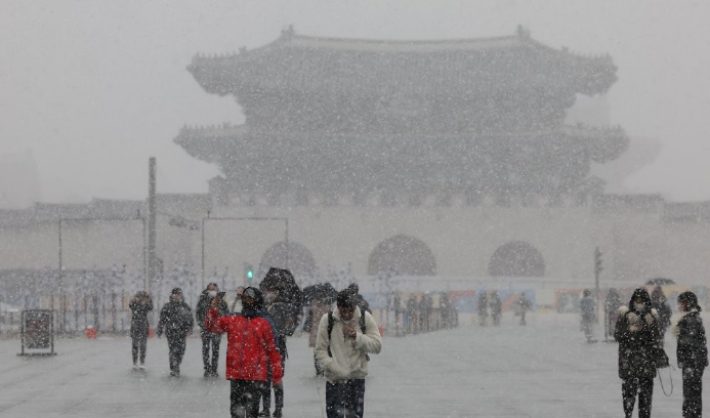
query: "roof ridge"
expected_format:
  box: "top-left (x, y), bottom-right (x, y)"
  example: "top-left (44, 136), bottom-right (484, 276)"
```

top-left (288, 32), bottom-right (521, 46)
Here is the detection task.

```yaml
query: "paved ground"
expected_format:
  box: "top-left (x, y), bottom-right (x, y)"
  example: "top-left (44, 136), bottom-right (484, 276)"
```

top-left (0, 313), bottom-right (695, 418)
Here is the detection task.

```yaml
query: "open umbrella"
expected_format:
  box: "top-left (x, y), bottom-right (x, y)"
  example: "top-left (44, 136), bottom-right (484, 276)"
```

top-left (646, 277), bottom-right (676, 286)
top-left (303, 282), bottom-right (338, 305)
top-left (259, 268), bottom-right (303, 305)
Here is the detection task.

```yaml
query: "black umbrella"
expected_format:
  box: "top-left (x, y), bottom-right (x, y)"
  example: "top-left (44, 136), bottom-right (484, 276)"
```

top-left (259, 268), bottom-right (303, 305)
top-left (303, 282), bottom-right (338, 305)
top-left (646, 277), bottom-right (676, 286)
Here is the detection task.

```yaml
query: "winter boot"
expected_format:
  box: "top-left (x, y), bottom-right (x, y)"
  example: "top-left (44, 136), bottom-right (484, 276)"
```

top-left (273, 408), bottom-right (283, 418)
top-left (258, 409), bottom-right (271, 417)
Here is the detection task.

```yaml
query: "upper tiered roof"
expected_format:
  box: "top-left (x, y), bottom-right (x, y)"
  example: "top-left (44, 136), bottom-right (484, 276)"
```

top-left (178, 28), bottom-right (627, 202)
top-left (187, 26), bottom-right (617, 99)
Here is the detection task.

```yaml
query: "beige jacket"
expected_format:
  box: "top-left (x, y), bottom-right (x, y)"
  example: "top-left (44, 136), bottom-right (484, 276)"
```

top-left (314, 307), bottom-right (382, 382)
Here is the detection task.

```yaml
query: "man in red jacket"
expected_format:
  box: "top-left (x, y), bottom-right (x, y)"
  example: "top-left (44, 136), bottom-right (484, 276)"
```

top-left (207, 287), bottom-right (283, 418)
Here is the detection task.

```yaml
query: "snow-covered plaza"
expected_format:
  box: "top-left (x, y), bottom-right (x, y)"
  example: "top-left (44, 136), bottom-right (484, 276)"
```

top-left (0, 313), bottom-right (694, 418)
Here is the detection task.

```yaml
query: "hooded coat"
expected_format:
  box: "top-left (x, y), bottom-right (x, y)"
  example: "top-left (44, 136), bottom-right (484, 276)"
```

top-left (614, 289), bottom-right (662, 379)
top-left (129, 296), bottom-right (153, 338)
top-left (673, 309), bottom-right (709, 371)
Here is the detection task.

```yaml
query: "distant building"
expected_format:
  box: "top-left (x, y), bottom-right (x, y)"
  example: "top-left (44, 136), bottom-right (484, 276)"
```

top-left (1, 28), bottom-right (709, 290)
top-left (178, 26), bottom-right (628, 207)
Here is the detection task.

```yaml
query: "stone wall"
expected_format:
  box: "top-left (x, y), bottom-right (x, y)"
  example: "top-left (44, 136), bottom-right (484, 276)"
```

top-left (1, 201), bottom-right (709, 287)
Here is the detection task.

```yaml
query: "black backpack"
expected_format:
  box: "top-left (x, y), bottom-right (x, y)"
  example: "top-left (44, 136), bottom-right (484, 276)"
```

top-left (326, 308), bottom-right (369, 360)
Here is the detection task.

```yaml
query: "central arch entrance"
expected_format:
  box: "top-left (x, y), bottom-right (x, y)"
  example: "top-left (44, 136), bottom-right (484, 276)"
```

top-left (258, 241), bottom-right (317, 281)
top-left (488, 241), bottom-right (545, 277)
top-left (368, 235), bottom-right (437, 276)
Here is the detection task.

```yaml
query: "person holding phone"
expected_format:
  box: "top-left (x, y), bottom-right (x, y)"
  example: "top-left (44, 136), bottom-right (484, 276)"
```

top-left (196, 283), bottom-right (228, 378)
top-left (206, 287), bottom-right (283, 418)
top-left (129, 291), bottom-right (153, 369)
top-left (315, 289), bottom-right (382, 418)
top-left (615, 288), bottom-right (662, 418)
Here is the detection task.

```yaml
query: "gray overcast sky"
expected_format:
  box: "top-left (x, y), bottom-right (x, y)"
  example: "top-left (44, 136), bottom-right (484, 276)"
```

top-left (1, 0), bottom-right (709, 203)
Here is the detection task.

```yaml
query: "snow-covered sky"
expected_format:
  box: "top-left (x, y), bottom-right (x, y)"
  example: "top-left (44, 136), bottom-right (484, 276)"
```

top-left (1, 0), bottom-right (709, 203)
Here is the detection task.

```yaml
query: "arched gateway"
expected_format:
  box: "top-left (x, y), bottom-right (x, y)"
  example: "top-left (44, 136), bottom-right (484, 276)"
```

top-left (368, 235), bottom-right (437, 276)
top-left (258, 241), bottom-right (317, 281)
top-left (488, 241), bottom-right (546, 277)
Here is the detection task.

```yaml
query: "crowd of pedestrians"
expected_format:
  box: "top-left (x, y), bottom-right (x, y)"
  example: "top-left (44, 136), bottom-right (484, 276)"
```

top-left (477, 291), bottom-right (531, 327)
top-left (126, 269), bottom-right (382, 418)
top-left (125, 273), bottom-right (709, 418)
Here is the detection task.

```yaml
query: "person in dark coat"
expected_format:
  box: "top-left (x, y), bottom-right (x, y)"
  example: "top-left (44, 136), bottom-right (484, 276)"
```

top-left (406, 295), bottom-right (418, 334)
top-left (580, 289), bottom-right (596, 343)
top-left (259, 289), bottom-right (294, 418)
top-left (478, 291), bottom-right (489, 326)
top-left (606, 289), bottom-right (623, 340)
top-left (347, 283), bottom-right (371, 314)
top-left (516, 293), bottom-right (532, 326)
top-left (490, 291), bottom-right (502, 326)
top-left (614, 288), bottom-right (662, 418)
top-left (129, 291), bottom-right (153, 369)
top-left (196, 283), bottom-right (228, 378)
top-left (156, 288), bottom-right (194, 377)
top-left (651, 286), bottom-right (672, 341)
top-left (673, 291), bottom-right (708, 418)
top-left (420, 293), bottom-right (432, 332)
top-left (440, 293), bottom-right (451, 329)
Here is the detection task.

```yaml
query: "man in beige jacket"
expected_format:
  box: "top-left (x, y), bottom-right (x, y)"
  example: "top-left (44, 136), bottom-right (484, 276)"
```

top-left (315, 289), bottom-right (382, 418)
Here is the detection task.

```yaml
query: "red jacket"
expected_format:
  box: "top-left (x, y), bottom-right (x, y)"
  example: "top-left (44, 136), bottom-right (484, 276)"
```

top-left (206, 308), bottom-right (283, 384)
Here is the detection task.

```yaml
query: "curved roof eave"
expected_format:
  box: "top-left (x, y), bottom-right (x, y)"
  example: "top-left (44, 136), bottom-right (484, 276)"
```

top-left (186, 31), bottom-right (617, 97)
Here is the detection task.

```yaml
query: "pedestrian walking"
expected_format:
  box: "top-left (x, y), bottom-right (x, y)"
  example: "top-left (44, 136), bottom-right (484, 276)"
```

top-left (490, 291), bottom-right (502, 326)
top-left (315, 289), bottom-right (382, 418)
top-left (651, 286), bottom-right (672, 341)
top-left (196, 283), bottom-right (228, 378)
top-left (156, 288), bottom-right (194, 377)
top-left (673, 291), bottom-right (708, 418)
top-left (258, 270), bottom-right (303, 418)
top-left (205, 287), bottom-right (283, 418)
top-left (347, 283), bottom-right (371, 314)
top-left (606, 289), bottom-right (622, 340)
top-left (580, 289), bottom-right (596, 343)
top-left (420, 293), bottom-right (432, 332)
top-left (516, 293), bottom-right (532, 326)
top-left (478, 291), bottom-right (489, 326)
top-left (440, 293), bottom-right (451, 329)
top-left (614, 288), bottom-right (662, 418)
top-left (406, 295), bottom-right (418, 334)
top-left (129, 291), bottom-right (153, 369)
